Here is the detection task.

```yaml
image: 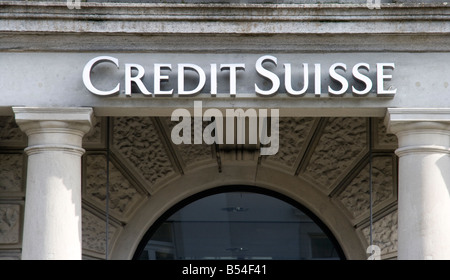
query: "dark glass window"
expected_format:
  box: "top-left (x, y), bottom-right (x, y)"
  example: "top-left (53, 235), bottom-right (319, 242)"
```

top-left (135, 188), bottom-right (343, 260)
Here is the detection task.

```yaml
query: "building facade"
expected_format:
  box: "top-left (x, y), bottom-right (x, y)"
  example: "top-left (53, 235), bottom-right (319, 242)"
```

top-left (0, 0), bottom-right (449, 260)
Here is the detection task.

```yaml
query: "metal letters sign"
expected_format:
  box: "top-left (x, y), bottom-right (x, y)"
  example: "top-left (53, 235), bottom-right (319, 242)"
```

top-left (82, 55), bottom-right (396, 98)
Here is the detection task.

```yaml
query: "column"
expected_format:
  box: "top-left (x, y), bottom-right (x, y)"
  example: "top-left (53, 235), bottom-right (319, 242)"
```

top-left (385, 108), bottom-right (450, 260)
top-left (13, 107), bottom-right (94, 260)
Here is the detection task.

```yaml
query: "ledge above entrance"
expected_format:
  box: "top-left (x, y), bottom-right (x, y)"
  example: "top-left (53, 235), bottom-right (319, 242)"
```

top-left (1, 2), bottom-right (450, 35)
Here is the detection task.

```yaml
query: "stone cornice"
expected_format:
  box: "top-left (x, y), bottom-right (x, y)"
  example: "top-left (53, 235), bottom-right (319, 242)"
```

top-left (1, 2), bottom-right (450, 35)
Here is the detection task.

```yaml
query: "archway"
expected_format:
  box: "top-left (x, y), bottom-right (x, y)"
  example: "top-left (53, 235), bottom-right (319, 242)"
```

top-left (109, 164), bottom-right (366, 259)
top-left (133, 185), bottom-right (345, 260)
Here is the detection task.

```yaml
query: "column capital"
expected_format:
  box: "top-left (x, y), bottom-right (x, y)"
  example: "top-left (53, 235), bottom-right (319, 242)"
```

top-left (385, 108), bottom-right (450, 134)
top-left (385, 108), bottom-right (450, 157)
top-left (13, 107), bottom-right (94, 134)
top-left (13, 107), bottom-right (95, 156)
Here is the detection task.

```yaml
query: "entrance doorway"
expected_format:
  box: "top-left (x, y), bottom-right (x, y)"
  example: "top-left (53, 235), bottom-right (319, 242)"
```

top-left (134, 186), bottom-right (344, 260)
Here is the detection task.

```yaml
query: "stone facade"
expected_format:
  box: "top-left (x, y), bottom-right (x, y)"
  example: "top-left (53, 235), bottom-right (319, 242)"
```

top-left (9, 1), bottom-right (448, 260)
top-left (80, 116), bottom-right (397, 259)
top-left (0, 114), bottom-right (398, 259)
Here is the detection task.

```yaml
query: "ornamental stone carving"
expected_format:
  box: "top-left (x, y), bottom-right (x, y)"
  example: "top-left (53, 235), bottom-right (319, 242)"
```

top-left (374, 118), bottom-right (398, 149)
top-left (0, 116), bottom-right (26, 145)
top-left (0, 204), bottom-right (20, 244)
top-left (82, 209), bottom-right (117, 256)
top-left (265, 117), bottom-right (315, 168)
top-left (0, 154), bottom-right (23, 193)
top-left (0, 116), bottom-right (26, 147)
top-left (83, 117), bottom-right (105, 149)
top-left (163, 117), bottom-right (213, 166)
top-left (303, 117), bottom-right (367, 189)
top-left (362, 210), bottom-right (398, 257)
top-left (78, 115), bottom-right (398, 259)
top-left (112, 117), bottom-right (176, 186)
top-left (85, 154), bottom-right (143, 219)
top-left (337, 156), bottom-right (395, 219)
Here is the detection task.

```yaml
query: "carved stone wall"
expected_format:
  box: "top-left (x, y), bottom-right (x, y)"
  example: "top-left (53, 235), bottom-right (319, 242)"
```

top-left (265, 117), bottom-right (315, 170)
top-left (80, 116), bottom-right (398, 260)
top-left (84, 154), bottom-right (145, 220)
top-left (83, 117), bottom-right (106, 149)
top-left (336, 156), bottom-right (396, 220)
top-left (0, 154), bottom-right (23, 193)
top-left (0, 117), bottom-right (25, 260)
top-left (362, 210), bottom-right (398, 259)
top-left (374, 118), bottom-right (398, 150)
top-left (82, 209), bottom-right (117, 258)
top-left (302, 117), bottom-right (368, 191)
top-left (0, 205), bottom-right (20, 244)
top-left (112, 117), bottom-right (177, 189)
top-left (0, 116), bottom-right (27, 148)
top-left (162, 117), bottom-right (214, 168)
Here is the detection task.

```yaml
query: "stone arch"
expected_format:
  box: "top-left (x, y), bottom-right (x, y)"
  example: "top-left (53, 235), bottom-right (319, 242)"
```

top-left (80, 116), bottom-right (397, 260)
top-left (109, 162), bottom-right (367, 260)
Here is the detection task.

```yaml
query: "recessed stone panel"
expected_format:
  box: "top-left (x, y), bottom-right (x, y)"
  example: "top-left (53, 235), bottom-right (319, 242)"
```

top-left (337, 156), bottom-right (395, 219)
top-left (362, 210), bottom-right (398, 257)
top-left (374, 118), bottom-right (398, 150)
top-left (265, 117), bottom-right (315, 168)
top-left (83, 117), bottom-right (105, 149)
top-left (0, 204), bottom-right (20, 244)
top-left (0, 154), bottom-right (23, 193)
top-left (0, 116), bottom-right (26, 147)
top-left (82, 209), bottom-right (117, 256)
top-left (85, 154), bottom-right (144, 219)
top-left (112, 117), bottom-right (176, 187)
top-left (163, 117), bottom-right (213, 167)
top-left (303, 117), bottom-right (367, 189)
